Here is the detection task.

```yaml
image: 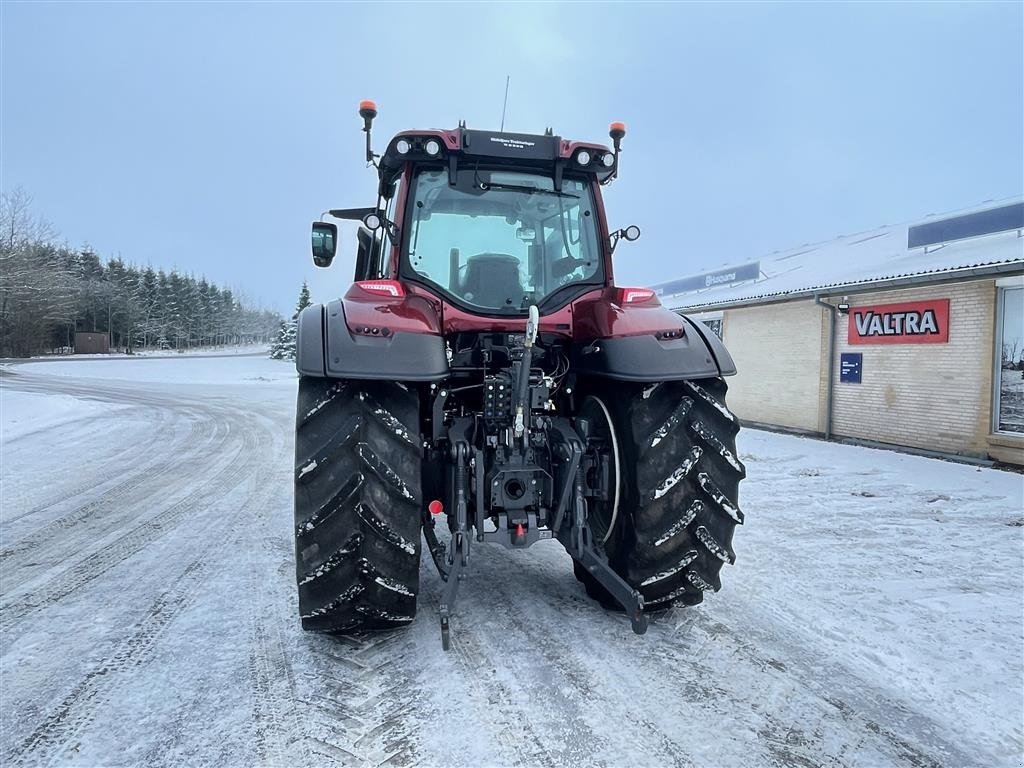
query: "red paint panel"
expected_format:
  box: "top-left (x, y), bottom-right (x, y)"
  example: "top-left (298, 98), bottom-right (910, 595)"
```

top-left (343, 282), bottom-right (442, 335)
top-left (847, 299), bottom-right (950, 345)
top-left (440, 297), bottom-right (579, 337)
top-left (572, 287), bottom-right (687, 339)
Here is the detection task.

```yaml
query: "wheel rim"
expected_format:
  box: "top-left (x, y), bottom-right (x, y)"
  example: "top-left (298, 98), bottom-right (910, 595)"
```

top-left (578, 395), bottom-right (620, 545)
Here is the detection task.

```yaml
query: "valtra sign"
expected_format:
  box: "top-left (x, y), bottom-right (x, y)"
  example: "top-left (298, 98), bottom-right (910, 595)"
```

top-left (847, 299), bottom-right (950, 345)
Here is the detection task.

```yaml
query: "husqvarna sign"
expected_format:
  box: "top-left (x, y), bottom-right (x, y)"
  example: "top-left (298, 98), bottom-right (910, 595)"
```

top-left (847, 299), bottom-right (950, 345)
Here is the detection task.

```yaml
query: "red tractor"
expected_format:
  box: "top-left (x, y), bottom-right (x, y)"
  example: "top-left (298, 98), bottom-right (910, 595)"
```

top-left (296, 101), bottom-right (745, 648)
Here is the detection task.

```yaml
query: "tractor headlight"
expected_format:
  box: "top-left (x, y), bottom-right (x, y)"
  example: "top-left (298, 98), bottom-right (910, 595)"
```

top-left (395, 139), bottom-right (411, 155)
top-left (576, 150), bottom-right (592, 166)
top-left (424, 139), bottom-right (441, 156)
top-left (601, 153), bottom-right (615, 168)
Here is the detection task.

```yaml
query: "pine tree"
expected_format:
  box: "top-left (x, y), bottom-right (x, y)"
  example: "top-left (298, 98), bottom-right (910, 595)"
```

top-left (270, 282), bottom-right (311, 361)
top-left (269, 320), bottom-right (294, 360)
top-left (0, 190), bottom-right (285, 356)
top-left (295, 280), bottom-right (312, 318)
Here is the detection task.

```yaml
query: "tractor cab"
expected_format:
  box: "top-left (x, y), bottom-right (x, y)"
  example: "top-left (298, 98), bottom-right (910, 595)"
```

top-left (311, 102), bottom-right (637, 318)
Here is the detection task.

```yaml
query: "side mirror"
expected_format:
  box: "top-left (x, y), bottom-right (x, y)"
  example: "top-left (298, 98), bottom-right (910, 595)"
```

top-left (311, 222), bottom-right (338, 267)
top-left (610, 224), bottom-right (641, 254)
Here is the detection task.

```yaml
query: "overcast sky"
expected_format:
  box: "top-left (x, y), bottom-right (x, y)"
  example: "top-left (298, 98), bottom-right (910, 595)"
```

top-left (2, 2), bottom-right (1022, 314)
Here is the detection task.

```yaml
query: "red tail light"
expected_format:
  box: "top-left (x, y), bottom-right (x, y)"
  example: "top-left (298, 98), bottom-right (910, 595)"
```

top-left (356, 280), bottom-right (405, 298)
top-left (617, 287), bottom-right (658, 305)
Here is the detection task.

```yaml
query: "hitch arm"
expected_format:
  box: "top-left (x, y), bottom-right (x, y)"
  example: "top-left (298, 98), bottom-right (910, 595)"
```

top-left (439, 441), bottom-right (471, 650)
top-left (553, 423), bottom-right (647, 635)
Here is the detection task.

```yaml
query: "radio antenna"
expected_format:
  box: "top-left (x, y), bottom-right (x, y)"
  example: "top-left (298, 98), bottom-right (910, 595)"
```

top-left (500, 75), bottom-right (510, 132)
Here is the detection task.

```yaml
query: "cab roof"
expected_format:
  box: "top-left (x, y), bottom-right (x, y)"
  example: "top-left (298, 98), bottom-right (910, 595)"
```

top-left (378, 127), bottom-right (616, 184)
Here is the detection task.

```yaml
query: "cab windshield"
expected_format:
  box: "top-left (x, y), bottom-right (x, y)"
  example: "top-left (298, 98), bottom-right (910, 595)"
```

top-left (403, 168), bottom-right (603, 313)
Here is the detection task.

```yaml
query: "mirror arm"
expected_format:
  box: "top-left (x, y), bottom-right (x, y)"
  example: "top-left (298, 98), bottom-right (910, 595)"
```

top-left (329, 206), bottom-right (377, 221)
top-left (609, 229), bottom-right (622, 254)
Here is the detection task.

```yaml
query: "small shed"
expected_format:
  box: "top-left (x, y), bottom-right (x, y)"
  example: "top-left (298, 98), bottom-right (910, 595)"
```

top-left (74, 332), bottom-right (110, 354)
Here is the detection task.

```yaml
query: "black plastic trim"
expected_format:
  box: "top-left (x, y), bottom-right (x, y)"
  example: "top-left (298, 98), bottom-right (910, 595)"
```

top-left (681, 316), bottom-right (737, 376)
top-left (571, 332), bottom-right (725, 382)
top-left (296, 305), bottom-right (326, 377)
top-left (309, 300), bottom-right (449, 381)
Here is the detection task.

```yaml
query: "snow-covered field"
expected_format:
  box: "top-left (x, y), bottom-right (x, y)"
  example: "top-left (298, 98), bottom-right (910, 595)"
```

top-left (1, 356), bottom-right (1021, 767)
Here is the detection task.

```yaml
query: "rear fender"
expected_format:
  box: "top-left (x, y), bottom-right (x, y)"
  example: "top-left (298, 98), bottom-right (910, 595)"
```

top-left (295, 296), bottom-right (448, 381)
top-left (570, 288), bottom-right (736, 381)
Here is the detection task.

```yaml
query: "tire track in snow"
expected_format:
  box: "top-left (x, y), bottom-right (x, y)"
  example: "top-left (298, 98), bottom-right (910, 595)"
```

top-left (0, 416), bottom-right (221, 587)
top-left (0, 423), bottom-right (269, 640)
top-left (470, 550), bottom-right (695, 768)
top-left (4, 425), bottom-right (280, 767)
top-left (637, 607), bottom-right (976, 768)
top-left (434, 544), bottom-right (696, 768)
top-left (244, 534), bottom-right (312, 768)
top-left (247, 618), bottom-right (302, 766)
top-left (0, 406), bottom-right (173, 524)
top-left (294, 632), bottom-right (422, 767)
top-left (6, 558), bottom-right (212, 767)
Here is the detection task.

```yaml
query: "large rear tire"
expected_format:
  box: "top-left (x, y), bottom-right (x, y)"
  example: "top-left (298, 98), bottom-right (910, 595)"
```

top-left (294, 377), bottom-right (422, 632)
top-left (574, 378), bottom-right (745, 610)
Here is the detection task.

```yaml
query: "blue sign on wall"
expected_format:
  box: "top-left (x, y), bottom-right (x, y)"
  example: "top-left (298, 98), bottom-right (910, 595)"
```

top-left (840, 353), bottom-right (863, 383)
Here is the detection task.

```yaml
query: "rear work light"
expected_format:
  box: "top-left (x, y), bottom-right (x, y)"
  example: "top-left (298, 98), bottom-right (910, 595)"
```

top-left (617, 287), bottom-right (658, 305)
top-left (356, 280), bottom-right (405, 298)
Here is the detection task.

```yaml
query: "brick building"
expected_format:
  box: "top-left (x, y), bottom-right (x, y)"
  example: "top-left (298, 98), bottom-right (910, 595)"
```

top-left (654, 199), bottom-right (1024, 466)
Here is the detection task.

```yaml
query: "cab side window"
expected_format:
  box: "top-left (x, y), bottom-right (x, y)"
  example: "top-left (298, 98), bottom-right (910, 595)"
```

top-left (377, 178), bottom-right (403, 277)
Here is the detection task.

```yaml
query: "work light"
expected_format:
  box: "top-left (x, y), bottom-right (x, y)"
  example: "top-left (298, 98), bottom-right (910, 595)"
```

top-left (576, 150), bottom-right (591, 166)
top-left (601, 153), bottom-right (615, 168)
top-left (424, 139), bottom-right (441, 156)
top-left (396, 139), bottom-right (411, 155)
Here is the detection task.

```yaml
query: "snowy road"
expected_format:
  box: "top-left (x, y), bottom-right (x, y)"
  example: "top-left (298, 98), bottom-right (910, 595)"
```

top-left (1, 357), bottom-right (1022, 768)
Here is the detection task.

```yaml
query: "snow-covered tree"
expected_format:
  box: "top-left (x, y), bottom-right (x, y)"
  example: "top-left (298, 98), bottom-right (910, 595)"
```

top-left (269, 282), bottom-right (312, 361)
top-left (0, 189), bottom-right (283, 356)
top-left (269, 320), bottom-right (296, 360)
top-left (295, 281), bottom-right (312, 317)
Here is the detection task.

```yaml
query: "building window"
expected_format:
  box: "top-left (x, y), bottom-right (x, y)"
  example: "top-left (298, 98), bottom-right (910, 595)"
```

top-left (687, 312), bottom-right (723, 340)
top-left (995, 285), bottom-right (1024, 434)
top-left (703, 318), bottom-right (724, 339)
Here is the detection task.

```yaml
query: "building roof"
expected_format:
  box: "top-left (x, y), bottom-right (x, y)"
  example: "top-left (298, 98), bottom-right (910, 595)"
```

top-left (655, 198), bottom-right (1024, 312)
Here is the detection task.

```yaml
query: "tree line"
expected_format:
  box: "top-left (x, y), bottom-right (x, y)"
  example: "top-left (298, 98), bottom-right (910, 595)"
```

top-left (1, 189), bottom-right (282, 357)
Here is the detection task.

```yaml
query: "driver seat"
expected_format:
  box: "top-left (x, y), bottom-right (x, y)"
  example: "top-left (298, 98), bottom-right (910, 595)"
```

top-left (461, 253), bottom-right (524, 307)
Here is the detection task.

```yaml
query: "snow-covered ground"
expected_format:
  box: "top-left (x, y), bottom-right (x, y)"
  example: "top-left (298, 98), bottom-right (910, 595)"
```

top-left (1, 357), bottom-right (1021, 767)
top-left (2, 343), bottom-right (270, 362)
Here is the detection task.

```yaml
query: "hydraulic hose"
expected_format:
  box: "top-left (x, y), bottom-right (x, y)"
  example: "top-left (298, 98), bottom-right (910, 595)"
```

top-left (514, 306), bottom-right (540, 439)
